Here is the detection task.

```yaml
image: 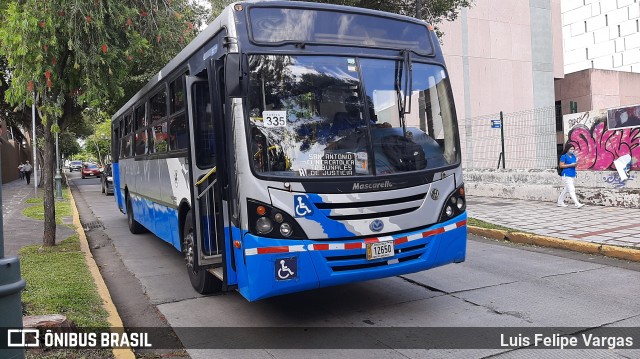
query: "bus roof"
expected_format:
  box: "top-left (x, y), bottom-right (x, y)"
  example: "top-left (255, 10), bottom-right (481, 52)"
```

top-left (112, 1), bottom-right (434, 121)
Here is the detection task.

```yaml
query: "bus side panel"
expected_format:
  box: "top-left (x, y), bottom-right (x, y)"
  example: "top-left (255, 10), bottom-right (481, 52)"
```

top-left (142, 195), bottom-right (156, 234)
top-left (128, 192), bottom-right (180, 250)
top-left (169, 206), bottom-right (181, 251)
top-left (233, 229), bottom-right (250, 297)
top-left (223, 224), bottom-right (240, 286)
top-left (152, 202), bottom-right (180, 250)
top-left (113, 162), bottom-right (124, 211)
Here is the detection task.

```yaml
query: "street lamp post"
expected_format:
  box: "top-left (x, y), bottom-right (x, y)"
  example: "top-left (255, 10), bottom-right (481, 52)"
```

top-left (93, 137), bottom-right (103, 166)
top-left (32, 102), bottom-right (37, 197)
top-left (55, 129), bottom-right (62, 200)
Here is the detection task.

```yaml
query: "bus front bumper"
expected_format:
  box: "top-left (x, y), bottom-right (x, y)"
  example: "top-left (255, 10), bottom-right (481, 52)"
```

top-left (237, 213), bottom-right (467, 301)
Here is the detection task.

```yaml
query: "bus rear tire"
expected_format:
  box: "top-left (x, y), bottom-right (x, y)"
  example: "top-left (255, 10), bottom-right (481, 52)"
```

top-left (126, 194), bottom-right (145, 234)
top-left (183, 210), bottom-right (221, 294)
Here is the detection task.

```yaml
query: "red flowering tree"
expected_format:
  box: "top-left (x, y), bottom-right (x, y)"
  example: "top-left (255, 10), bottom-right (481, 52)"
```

top-left (0, 0), bottom-right (206, 246)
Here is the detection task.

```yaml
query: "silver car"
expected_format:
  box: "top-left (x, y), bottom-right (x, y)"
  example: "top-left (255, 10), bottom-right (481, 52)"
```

top-left (69, 161), bottom-right (82, 172)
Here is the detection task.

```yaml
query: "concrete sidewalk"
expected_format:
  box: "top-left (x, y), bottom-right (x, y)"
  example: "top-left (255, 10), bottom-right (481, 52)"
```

top-left (1, 179), bottom-right (75, 256)
top-left (467, 195), bottom-right (640, 249)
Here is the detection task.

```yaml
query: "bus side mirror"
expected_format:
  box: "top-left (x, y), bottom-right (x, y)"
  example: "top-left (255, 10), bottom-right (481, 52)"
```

top-left (225, 53), bottom-right (248, 97)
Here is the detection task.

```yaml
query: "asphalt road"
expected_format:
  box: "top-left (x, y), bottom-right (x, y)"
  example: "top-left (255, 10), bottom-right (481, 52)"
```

top-left (68, 171), bottom-right (640, 359)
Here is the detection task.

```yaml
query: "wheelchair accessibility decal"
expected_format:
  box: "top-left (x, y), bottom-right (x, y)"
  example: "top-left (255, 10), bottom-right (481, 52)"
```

top-left (275, 257), bottom-right (298, 281)
top-left (294, 195), bottom-right (313, 217)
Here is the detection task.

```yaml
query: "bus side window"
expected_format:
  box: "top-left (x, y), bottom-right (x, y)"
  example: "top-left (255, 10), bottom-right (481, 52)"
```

top-left (135, 130), bottom-right (147, 156)
top-left (124, 113), bottom-right (133, 135)
top-left (120, 137), bottom-right (126, 159)
top-left (151, 89), bottom-right (167, 122)
top-left (154, 121), bottom-right (168, 152)
top-left (170, 77), bottom-right (185, 114)
top-left (123, 135), bottom-right (132, 157)
top-left (193, 82), bottom-right (215, 168)
top-left (169, 114), bottom-right (188, 150)
top-left (146, 128), bottom-right (155, 154)
top-left (135, 104), bottom-right (147, 131)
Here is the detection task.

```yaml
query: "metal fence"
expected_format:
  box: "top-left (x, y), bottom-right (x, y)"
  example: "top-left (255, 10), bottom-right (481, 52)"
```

top-left (458, 106), bottom-right (558, 170)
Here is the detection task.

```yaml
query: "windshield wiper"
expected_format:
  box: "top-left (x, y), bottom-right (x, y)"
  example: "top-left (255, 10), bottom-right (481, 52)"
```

top-left (404, 50), bottom-right (413, 115)
top-left (395, 50), bottom-right (413, 135)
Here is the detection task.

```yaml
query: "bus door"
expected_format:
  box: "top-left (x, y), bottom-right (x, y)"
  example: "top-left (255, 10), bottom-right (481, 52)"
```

top-left (185, 74), bottom-right (227, 281)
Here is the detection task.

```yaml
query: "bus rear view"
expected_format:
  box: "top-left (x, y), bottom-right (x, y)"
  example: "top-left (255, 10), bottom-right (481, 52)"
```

top-left (111, 1), bottom-right (466, 302)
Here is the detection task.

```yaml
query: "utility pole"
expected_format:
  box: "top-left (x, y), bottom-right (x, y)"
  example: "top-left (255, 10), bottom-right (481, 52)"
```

top-left (55, 128), bottom-right (62, 200)
top-left (32, 101), bottom-right (37, 197)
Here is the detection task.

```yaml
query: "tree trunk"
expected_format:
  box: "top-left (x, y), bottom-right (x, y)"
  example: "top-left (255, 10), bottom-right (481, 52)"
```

top-left (42, 121), bottom-right (56, 246)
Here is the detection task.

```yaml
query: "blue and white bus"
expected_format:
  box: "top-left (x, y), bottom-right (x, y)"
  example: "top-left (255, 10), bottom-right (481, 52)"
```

top-left (111, 1), bottom-right (467, 301)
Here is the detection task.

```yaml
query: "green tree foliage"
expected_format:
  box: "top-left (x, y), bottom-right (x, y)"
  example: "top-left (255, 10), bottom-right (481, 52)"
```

top-left (0, 0), bottom-right (207, 246)
top-left (59, 132), bottom-right (81, 159)
top-left (85, 119), bottom-right (112, 166)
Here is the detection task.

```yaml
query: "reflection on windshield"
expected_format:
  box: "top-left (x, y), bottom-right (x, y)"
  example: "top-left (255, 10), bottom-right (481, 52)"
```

top-left (247, 55), bottom-right (459, 178)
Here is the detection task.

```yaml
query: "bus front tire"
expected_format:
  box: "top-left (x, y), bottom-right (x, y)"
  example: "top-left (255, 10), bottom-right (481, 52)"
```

top-left (126, 195), bottom-right (145, 234)
top-left (183, 210), bottom-right (222, 294)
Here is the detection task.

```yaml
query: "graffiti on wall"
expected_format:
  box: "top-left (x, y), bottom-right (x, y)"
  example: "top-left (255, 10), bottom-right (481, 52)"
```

top-left (603, 172), bottom-right (636, 188)
top-left (564, 108), bottom-right (640, 171)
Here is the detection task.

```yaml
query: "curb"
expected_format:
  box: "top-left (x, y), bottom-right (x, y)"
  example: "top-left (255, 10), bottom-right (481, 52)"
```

top-left (68, 184), bottom-right (136, 359)
top-left (468, 226), bottom-right (640, 262)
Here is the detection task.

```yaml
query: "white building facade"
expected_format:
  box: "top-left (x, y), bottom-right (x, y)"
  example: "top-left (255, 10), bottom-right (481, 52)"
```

top-left (563, 0), bottom-right (640, 74)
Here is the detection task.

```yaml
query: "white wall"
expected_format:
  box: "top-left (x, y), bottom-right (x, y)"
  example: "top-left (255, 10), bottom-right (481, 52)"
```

top-left (563, 0), bottom-right (640, 74)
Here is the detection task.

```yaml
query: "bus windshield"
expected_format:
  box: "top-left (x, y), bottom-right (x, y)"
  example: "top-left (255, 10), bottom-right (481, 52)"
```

top-left (248, 55), bottom-right (459, 178)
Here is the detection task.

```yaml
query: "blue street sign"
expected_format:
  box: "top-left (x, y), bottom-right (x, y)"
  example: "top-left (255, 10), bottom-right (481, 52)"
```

top-left (491, 119), bottom-right (501, 128)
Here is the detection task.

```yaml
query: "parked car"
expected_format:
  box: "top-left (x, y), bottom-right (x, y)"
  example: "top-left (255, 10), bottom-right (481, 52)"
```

top-left (69, 160), bottom-right (82, 172)
top-left (101, 164), bottom-right (114, 195)
top-left (81, 163), bottom-right (101, 179)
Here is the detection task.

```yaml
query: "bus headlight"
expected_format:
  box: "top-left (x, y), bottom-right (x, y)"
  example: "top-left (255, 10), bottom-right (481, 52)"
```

top-left (256, 217), bottom-right (273, 234)
top-left (280, 223), bottom-right (293, 237)
top-left (274, 213), bottom-right (284, 223)
top-left (438, 185), bottom-right (466, 223)
top-left (247, 199), bottom-right (308, 239)
top-left (445, 206), bottom-right (454, 217)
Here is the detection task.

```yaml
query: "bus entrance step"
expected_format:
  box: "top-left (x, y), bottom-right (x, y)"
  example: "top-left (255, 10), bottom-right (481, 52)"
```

top-left (208, 267), bottom-right (224, 281)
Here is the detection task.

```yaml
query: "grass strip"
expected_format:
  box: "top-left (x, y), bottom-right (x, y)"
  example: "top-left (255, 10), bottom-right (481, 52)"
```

top-left (19, 234), bottom-right (109, 327)
top-left (20, 235), bottom-right (113, 359)
top-left (467, 217), bottom-right (516, 232)
top-left (20, 186), bottom-right (113, 358)
top-left (22, 188), bottom-right (73, 225)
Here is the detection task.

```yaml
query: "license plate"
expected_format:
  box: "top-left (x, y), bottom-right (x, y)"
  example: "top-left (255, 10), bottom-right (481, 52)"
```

top-left (366, 240), bottom-right (394, 260)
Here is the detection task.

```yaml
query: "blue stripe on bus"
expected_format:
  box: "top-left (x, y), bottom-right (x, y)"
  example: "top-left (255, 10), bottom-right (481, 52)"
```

top-left (304, 193), bottom-right (354, 237)
top-left (237, 213), bottom-right (467, 301)
top-left (113, 163), bottom-right (124, 212)
top-left (129, 194), bottom-right (182, 251)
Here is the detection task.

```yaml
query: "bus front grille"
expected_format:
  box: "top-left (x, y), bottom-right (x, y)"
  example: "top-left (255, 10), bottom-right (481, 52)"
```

top-left (313, 193), bottom-right (427, 221)
top-left (323, 242), bottom-right (427, 272)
